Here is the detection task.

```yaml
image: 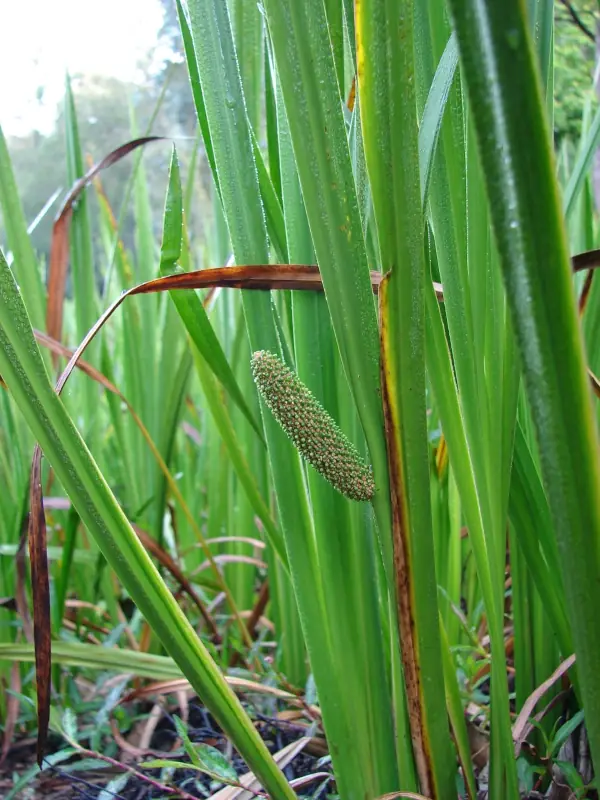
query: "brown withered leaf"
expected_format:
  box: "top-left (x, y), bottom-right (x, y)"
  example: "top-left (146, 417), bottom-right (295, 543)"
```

top-left (572, 247), bottom-right (600, 273)
top-left (46, 136), bottom-right (165, 348)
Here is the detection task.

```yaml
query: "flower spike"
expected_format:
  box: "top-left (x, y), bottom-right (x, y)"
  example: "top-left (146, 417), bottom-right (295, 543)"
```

top-left (251, 350), bottom-right (375, 502)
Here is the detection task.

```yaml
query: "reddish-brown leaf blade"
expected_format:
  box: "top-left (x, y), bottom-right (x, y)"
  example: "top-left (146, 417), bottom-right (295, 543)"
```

top-left (572, 248), bottom-right (600, 273)
top-left (46, 136), bottom-right (165, 345)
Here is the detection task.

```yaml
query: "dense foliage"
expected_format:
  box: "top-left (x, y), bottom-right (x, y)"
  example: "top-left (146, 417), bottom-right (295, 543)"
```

top-left (1, 2), bottom-right (600, 799)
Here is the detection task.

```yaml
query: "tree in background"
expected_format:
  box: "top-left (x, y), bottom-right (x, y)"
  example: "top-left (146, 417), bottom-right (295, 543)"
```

top-left (155, 0), bottom-right (197, 129)
top-left (7, 75), bottom-right (166, 264)
top-left (554, 0), bottom-right (598, 142)
top-left (0, 2), bottom-right (208, 282)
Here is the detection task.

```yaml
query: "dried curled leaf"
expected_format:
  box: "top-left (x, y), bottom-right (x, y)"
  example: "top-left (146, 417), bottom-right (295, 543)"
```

top-left (251, 351), bottom-right (375, 502)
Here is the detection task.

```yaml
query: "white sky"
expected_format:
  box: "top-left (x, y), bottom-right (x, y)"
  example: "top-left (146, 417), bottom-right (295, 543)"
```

top-left (0, 0), bottom-right (165, 136)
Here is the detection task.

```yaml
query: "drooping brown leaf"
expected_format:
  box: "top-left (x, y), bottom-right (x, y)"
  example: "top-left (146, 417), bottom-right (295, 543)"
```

top-left (43, 265), bottom-right (344, 404)
top-left (141, 263), bottom-right (444, 299)
top-left (46, 136), bottom-right (165, 347)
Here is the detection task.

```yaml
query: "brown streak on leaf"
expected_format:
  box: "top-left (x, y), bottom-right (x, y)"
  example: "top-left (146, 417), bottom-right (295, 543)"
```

top-left (347, 76), bottom-right (356, 112)
top-left (378, 275), bottom-right (434, 798)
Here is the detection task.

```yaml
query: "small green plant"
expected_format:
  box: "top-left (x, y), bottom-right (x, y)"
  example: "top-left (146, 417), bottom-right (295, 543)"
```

top-left (251, 350), bottom-right (375, 502)
top-left (141, 715), bottom-right (240, 788)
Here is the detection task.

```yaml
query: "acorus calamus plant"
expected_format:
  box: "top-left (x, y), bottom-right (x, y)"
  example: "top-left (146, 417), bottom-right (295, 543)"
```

top-left (1, 1), bottom-right (600, 800)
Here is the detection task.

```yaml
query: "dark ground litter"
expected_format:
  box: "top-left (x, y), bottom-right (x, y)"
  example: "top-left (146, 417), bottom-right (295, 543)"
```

top-left (2, 699), bottom-right (334, 799)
